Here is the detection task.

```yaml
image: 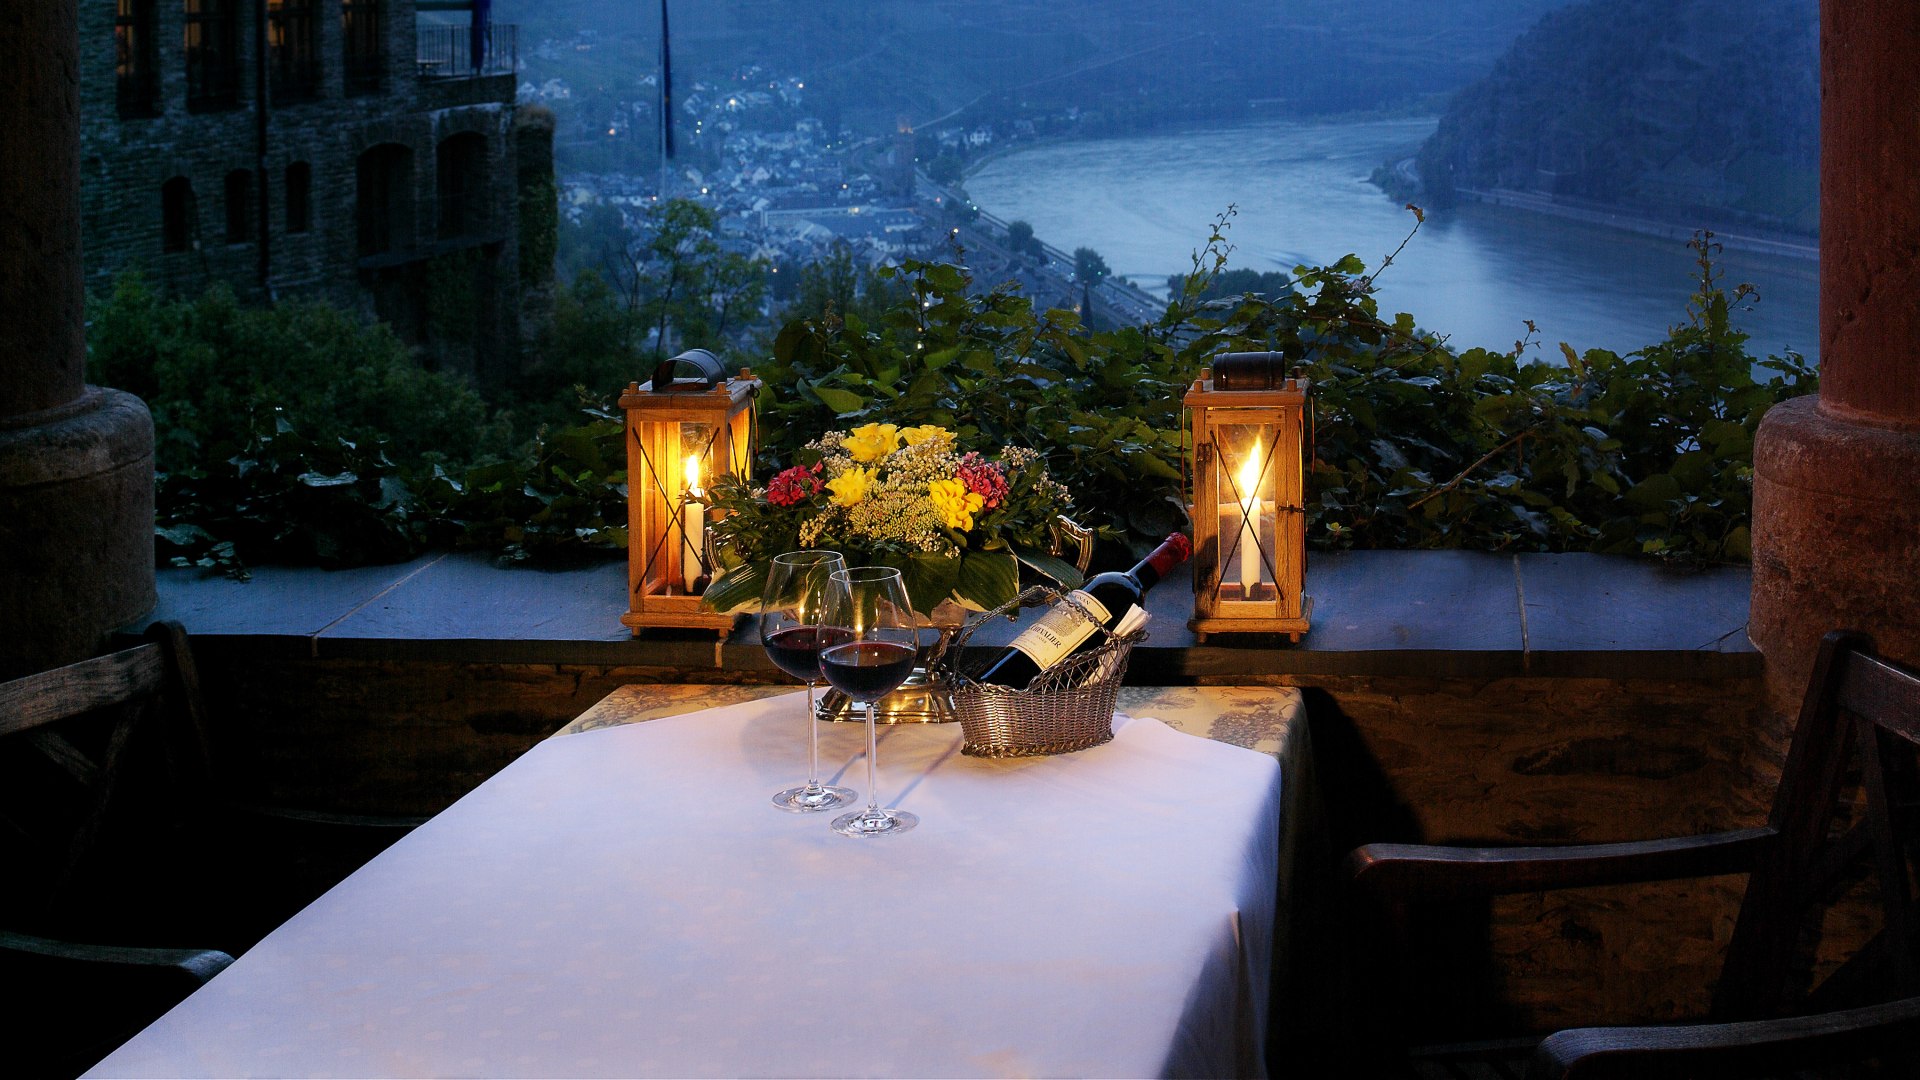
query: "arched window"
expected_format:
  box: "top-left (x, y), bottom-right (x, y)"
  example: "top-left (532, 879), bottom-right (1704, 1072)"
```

top-left (286, 161), bottom-right (312, 233)
top-left (161, 176), bottom-right (194, 252)
top-left (356, 143), bottom-right (413, 257)
top-left (436, 132), bottom-right (489, 239)
top-left (224, 169), bottom-right (252, 243)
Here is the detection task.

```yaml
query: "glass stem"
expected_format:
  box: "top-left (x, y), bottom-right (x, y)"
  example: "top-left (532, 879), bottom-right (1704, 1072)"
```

top-left (804, 679), bottom-right (821, 791)
top-left (864, 699), bottom-right (881, 817)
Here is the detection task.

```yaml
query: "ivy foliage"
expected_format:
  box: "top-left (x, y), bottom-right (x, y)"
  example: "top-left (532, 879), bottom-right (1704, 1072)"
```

top-left (1291, 228), bottom-right (1814, 560)
top-left (95, 211), bottom-right (1813, 578)
top-left (749, 214), bottom-right (1813, 566)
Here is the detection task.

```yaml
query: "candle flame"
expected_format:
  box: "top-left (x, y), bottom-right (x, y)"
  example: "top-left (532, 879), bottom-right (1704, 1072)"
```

top-left (683, 454), bottom-right (702, 496)
top-left (1238, 439), bottom-right (1262, 510)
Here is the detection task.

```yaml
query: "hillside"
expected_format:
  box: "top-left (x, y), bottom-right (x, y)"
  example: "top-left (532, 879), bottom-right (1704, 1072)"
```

top-left (500, 0), bottom-right (1575, 135)
top-left (1414, 0), bottom-right (1818, 234)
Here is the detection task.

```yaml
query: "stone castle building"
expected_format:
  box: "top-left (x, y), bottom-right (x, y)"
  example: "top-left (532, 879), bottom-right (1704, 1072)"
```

top-left (77, 0), bottom-right (553, 383)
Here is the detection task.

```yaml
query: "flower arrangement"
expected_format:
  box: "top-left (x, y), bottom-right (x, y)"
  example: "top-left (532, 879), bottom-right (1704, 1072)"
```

top-left (701, 422), bottom-right (1085, 616)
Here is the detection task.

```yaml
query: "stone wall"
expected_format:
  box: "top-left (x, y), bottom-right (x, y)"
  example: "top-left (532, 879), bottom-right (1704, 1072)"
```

top-left (76, 0), bottom-right (533, 381)
top-left (1276, 673), bottom-right (1769, 1032)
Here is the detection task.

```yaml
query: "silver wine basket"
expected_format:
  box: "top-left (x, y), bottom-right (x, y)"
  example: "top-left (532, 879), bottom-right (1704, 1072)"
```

top-left (937, 586), bottom-right (1145, 758)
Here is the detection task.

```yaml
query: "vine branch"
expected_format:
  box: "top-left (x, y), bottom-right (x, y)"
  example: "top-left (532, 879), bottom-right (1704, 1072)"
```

top-left (1407, 428), bottom-right (1535, 511)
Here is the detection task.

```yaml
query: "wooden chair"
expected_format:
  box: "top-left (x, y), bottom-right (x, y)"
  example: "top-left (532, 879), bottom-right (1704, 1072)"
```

top-left (1, 624), bottom-right (237, 1076)
top-left (1, 621), bottom-right (420, 1074)
top-left (138, 621), bottom-right (427, 937)
top-left (1344, 631), bottom-right (1920, 1079)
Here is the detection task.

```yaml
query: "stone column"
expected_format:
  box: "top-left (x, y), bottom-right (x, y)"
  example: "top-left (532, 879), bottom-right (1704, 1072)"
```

top-left (1750, 2), bottom-right (1920, 715)
top-left (0, 2), bottom-right (156, 678)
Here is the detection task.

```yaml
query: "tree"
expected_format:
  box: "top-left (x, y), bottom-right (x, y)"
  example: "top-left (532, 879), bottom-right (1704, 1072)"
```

top-left (927, 154), bottom-right (965, 186)
top-left (630, 199), bottom-right (719, 356)
top-left (693, 251), bottom-right (769, 346)
top-left (1005, 219), bottom-right (1035, 258)
top-left (774, 242), bottom-right (909, 329)
top-left (1072, 246), bottom-right (1110, 286)
top-left (578, 198), bottom-right (767, 359)
top-left (557, 201), bottom-right (627, 285)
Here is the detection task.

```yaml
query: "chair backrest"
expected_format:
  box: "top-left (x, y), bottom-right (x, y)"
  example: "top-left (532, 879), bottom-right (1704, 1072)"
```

top-left (1717, 631), bottom-right (1920, 1019)
top-left (0, 623), bottom-right (204, 927)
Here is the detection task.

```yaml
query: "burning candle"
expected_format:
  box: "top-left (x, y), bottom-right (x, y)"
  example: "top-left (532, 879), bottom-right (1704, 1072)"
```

top-left (681, 454), bottom-right (705, 592)
top-left (1237, 441), bottom-right (1261, 592)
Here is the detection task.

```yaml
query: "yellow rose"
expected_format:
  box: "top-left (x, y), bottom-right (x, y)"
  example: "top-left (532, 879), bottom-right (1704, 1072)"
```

top-left (928, 477), bottom-right (985, 532)
top-left (827, 466), bottom-right (875, 508)
top-left (844, 423), bottom-right (901, 464)
top-left (899, 424), bottom-right (952, 447)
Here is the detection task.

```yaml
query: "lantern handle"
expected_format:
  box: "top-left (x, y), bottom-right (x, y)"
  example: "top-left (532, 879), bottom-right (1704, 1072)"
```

top-left (648, 348), bottom-right (727, 392)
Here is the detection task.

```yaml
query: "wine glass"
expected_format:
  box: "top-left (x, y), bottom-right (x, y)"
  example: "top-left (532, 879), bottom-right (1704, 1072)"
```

top-left (761, 550), bottom-right (858, 813)
top-left (819, 566), bottom-right (920, 837)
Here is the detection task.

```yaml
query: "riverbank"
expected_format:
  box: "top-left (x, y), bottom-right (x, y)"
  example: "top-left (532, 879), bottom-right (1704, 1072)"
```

top-left (960, 118), bottom-right (1818, 360)
top-left (1452, 186), bottom-right (1818, 262)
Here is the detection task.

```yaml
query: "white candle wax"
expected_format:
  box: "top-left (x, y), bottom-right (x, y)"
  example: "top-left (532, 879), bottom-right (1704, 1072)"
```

top-left (1238, 495), bottom-right (1260, 591)
top-left (1235, 440), bottom-right (1263, 593)
top-left (681, 456), bottom-right (704, 592)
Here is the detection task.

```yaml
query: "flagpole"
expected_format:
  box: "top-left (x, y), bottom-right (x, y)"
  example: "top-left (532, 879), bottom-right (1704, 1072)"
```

top-left (658, 0), bottom-right (672, 201)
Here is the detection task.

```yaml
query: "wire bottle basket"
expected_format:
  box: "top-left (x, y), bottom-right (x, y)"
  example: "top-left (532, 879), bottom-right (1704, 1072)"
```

top-left (937, 586), bottom-right (1145, 758)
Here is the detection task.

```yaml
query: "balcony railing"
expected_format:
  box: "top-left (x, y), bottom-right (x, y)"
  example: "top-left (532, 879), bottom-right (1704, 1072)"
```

top-left (416, 23), bottom-right (516, 81)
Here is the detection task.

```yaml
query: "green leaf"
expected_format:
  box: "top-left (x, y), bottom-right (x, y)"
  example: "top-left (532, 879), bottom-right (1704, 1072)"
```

top-left (811, 383), bottom-right (866, 415)
top-left (1624, 473), bottom-right (1683, 512)
top-left (299, 470), bottom-right (358, 487)
top-left (701, 561), bottom-right (767, 615)
top-left (905, 550), bottom-right (963, 614)
top-left (1702, 419), bottom-right (1752, 457)
top-left (1671, 450), bottom-right (1715, 489)
top-left (951, 547), bottom-right (1019, 610)
top-left (1014, 547), bottom-right (1085, 590)
top-left (923, 264), bottom-right (966, 294)
top-left (1123, 449), bottom-right (1185, 482)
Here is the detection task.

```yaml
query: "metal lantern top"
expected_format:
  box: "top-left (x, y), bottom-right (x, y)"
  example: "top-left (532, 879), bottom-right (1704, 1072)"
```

top-left (619, 366), bottom-right (761, 420)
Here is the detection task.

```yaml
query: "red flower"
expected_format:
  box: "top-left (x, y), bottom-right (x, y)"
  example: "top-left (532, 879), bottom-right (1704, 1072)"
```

top-left (767, 464), bottom-right (823, 507)
top-left (955, 453), bottom-right (1009, 510)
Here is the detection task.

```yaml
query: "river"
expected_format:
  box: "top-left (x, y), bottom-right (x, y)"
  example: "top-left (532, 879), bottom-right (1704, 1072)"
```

top-left (965, 118), bottom-right (1820, 364)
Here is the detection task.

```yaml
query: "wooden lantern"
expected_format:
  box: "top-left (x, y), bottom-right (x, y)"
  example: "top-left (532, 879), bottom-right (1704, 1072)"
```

top-left (619, 369), bottom-right (761, 634)
top-left (1184, 363), bottom-right (1311, 642)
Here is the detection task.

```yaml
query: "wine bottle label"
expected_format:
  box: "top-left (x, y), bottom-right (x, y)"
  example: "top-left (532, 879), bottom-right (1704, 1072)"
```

top-left (1003, 590), bottom-right (1112, 671)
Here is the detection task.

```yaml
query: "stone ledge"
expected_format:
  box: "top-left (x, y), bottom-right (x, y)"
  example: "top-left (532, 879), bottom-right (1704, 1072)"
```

top-left (140, 548), bottom-right (1757, 680)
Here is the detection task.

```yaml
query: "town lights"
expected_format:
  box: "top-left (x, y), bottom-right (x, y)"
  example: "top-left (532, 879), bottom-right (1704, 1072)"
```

top-left (1183, 353), bottom-right (1311, 642)
top-left (620, 355), bottom-right (761, 634)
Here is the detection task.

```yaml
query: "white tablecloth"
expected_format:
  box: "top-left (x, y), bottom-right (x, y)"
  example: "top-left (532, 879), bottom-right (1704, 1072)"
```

top-left (91, 693), bottom-right (1282, 1079)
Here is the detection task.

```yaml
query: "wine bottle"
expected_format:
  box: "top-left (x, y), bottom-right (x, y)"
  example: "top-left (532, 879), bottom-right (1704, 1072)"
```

top-left (974, 533), bottom-right (1191, 689)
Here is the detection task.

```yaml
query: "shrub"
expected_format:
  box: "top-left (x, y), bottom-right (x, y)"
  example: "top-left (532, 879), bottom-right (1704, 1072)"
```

top-left (749, 213), bottom-right (1814, 565)
top-left (93, 215), bottom-right (1815, 576)
top-left (87, 272), bottom-right (624, 574)
top-left (87, 273), bottom-right (502, 472)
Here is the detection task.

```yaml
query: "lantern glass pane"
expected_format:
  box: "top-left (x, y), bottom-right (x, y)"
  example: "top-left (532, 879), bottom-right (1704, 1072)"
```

top-left (677, 421), bottom-right (718, 489)
top-left (1213, 418), bottom-right (1277, 596)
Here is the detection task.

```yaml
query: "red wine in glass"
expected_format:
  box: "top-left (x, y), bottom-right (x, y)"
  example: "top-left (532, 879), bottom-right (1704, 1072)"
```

top-left (762, 551), bottom-right (856, 814)
top-left (823, 566), bottom-right (920, 838)
top-left (764, 625), bottom-right (854, 683)
top-left (818, 640), bottom-right (917, 701)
